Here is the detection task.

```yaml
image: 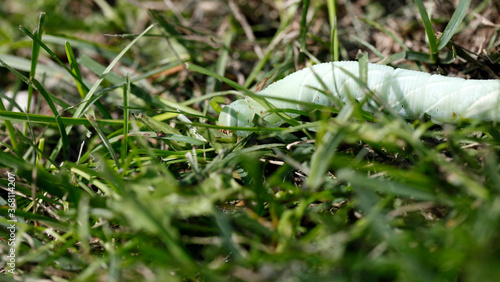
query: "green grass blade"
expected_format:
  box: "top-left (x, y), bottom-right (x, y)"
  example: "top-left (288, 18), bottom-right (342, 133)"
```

top-left (357, 52), bottom-right (369, 84)
top-left (206, 29), bottom-right (234, 94)
top-left (437, 0), bottom-right (471, 51)
top-left (352, 35), bottom-right (385, 59)
top-left (307, 130), bottom-right (345, 190)
top-left (187, 64), bottom-right (299, 128)
top-left (135, 114), bottom-right (185, 150)
top-left (242, 3), bottom-right (298, 88)
top-left (31, 79), bottom-right (70, 158)
top-left (41, 34), bottom-right (123, 62)
top-left (414, 0), bottom-right (438, 55)
top-left (85, 114), bottom-right (120, 168)
top-left (186, 63), bottom-right (254, 96)
top-left (327, 0), bottom-right (339, 61)
top-left (209, 97), bottom-right (226, 114)
top-left (0, 58), bottom-right (31, 85)
top-left (65, 41), bottom-right (85, 98)
top-left (78, 54), bottom-right (125, 85)
top-left (65, 41), bottom-right (112, 119)
top-left (377, 51), bottom-right (407, 65)
top-left (0, 54), bottom-right (69, 80)
top-left (0, 111), bottom-right (123, 126)
top-left (337, 169), bottom-right (438, 202)
top-left (48, 25), bottom-right (155, 160)
top-left (360, 17), bottom-right (409, 52)
top-left (0, 99), bottom-right (19, 152)
top-left (121, 75), bottom-right (130, 168)
top-left (19, 25), bottom-right (89, 92)
top-left (299, 0), bottom-right (310, 52)
top-left (156, 97), bottom-right (203, 117)
top-left (73, 24), bottom-right (155, 119)
top-left (28, 12), bottom-right (45, 112)
top-left (0, 57), bottom-right (78, 114)
top-left (149, 9), bottom-right (194, 58)
top-left (77, 54), bottom-right (167, 110)
top-left (0, 150), bottom-right (80, 202)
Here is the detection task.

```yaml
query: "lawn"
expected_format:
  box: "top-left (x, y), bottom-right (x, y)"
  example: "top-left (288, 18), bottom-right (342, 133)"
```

top-left (1, 0), bottom-right (500, 281)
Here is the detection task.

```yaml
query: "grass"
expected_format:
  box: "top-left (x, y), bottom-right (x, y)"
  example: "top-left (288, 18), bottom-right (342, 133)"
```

top-left (1, 0), bottom-right (500, 280)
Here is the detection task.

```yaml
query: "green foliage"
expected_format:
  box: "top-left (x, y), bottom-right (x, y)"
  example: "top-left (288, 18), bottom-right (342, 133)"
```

top-left (1, 0), bottom-right (500, 281)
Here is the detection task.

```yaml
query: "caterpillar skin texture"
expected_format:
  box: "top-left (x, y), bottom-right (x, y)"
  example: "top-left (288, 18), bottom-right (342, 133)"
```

top-left (218, 61), bottom-right (500, 136)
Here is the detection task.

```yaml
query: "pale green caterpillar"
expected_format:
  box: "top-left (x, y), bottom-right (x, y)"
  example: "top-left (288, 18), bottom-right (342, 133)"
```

top-left (218, 61), bottom-right (500, 136)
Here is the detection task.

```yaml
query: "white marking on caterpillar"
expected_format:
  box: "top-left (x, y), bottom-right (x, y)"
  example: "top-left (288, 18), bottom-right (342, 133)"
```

top-left (218, 61), bottom-right (500, 136)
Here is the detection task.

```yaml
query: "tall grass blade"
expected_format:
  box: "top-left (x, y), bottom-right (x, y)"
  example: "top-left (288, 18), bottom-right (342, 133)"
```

top-left (65, 41), bottom-right (86, 99)
top-left (28, 12), bottom-right (45, 113)
top-left (327, 0), bottom-right (339, 61)
top-left (437, 0), bottom-right (472, 51)
top-left (121, 75), bottom-right (130, 168)
top-left (414, 0), bottom-right (438, 55)
top-left (299, 0), bottom-right (310, 53)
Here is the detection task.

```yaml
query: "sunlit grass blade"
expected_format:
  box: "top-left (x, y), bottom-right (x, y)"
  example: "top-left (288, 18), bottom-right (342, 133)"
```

top-left (377, 51), bottom-right (406, 65)
top-left (77, 195), bottom-right (91, 257)
top-left (437, 0), bottom-right (471, 51)
top-left (65, 41), bottom-right (86, 99)
top-left (78, 54), bottom-right (125, 85)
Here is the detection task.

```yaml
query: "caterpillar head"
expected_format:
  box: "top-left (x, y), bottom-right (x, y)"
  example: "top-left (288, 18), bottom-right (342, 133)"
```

top-left (218, 98), bottom-right (259, 137)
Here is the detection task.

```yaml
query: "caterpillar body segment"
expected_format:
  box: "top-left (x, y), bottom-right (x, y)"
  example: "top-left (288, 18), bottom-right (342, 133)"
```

top-left (218, 61), bottom-right (500, 136)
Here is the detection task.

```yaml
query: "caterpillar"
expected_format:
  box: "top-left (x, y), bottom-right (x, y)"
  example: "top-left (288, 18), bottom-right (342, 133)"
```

top-left (218, 61), bottom-right (500, 136)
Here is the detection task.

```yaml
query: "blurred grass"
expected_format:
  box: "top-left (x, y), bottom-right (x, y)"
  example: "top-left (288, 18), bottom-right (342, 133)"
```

top-left (1, 0), bottom-right (500, 281)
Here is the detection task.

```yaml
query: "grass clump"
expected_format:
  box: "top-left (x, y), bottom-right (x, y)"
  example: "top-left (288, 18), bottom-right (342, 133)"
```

top-left (1, 0), bottom-right (500, 281)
